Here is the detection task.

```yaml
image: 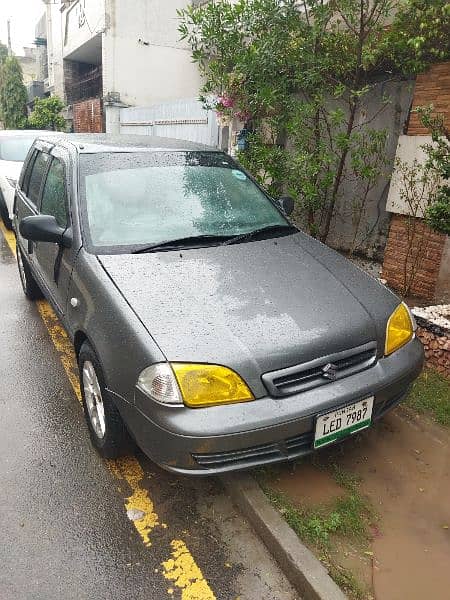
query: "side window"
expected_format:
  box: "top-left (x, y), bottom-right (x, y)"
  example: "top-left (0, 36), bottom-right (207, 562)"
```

top-left (28, 151), bottom-right (51, 205)
top-left (20, 149), bottom-right (37, 194)
top-left (40, 158), bottom-right (68, 229)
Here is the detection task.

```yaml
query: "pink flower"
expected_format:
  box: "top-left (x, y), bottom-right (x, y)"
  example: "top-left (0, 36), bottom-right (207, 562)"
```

top-left (235, 110), bottom-right (251, 121)
top-left (217, 94), bottom-right (234, 108)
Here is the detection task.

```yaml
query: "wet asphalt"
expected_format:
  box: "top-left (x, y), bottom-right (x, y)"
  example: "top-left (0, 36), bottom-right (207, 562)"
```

top-left (0, 231), bottom-right (298, 600)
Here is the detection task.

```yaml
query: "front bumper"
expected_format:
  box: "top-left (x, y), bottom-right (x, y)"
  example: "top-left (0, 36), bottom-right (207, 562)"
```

top-left (119, 337), bottom-right (424, 475)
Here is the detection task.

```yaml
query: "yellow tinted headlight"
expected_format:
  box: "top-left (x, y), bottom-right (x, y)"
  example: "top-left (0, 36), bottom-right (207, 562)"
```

top-left (385, 303), bottom-right (414, 356)
top-left (171, 363), bottom-right (254, 408)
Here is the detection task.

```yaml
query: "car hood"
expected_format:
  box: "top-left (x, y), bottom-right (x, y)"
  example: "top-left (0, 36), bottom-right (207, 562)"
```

top-left (98, 233), bottom-right (399, 392)
top-left (0, 160), bottom-right (23, 181)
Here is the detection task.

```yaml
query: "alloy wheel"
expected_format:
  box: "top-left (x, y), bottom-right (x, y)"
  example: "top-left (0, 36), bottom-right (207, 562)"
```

top-left (82, 360), bottom-right (106, 439)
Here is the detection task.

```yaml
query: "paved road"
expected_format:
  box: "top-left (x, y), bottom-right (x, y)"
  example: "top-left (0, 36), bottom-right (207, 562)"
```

top-left (0, 225), bottom-right (298, 600)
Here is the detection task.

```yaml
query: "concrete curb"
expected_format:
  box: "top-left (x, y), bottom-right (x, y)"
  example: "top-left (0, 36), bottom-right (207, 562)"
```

top-left (221, 473), bottom-right (347, 600)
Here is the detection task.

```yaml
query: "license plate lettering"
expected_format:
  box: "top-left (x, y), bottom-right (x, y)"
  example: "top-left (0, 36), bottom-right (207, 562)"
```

top-left (314, 397), bottom-right (374, 449)
top-left (322, 417), bottom-right (341, 436)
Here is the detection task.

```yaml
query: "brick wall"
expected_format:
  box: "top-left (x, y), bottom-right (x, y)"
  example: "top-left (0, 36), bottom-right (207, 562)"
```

top-left (407, 62), bottom-right (450, 135)
top-left (73, 98), bottom-right (103, 133)
top-left (382, 214), bottom-right (446, 300)
top-left (382, 61), bottom-right (450, 301)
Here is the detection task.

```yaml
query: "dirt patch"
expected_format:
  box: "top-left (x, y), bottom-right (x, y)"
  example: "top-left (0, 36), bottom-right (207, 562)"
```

top-left (272, 463), bottom-right (344, 509)
top-left (260, 408), bottom-right (450, 600)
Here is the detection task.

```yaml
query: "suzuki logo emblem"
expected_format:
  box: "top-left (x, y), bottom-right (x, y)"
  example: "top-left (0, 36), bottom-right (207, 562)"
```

top-left (322, 363), bottom-right (338, 381)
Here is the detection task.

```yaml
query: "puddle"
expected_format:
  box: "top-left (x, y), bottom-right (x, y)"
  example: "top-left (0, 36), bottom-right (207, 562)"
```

top-left (272, 463), bottom-right (344, 509)
top-left (262, 410), bottom-right (450, 599)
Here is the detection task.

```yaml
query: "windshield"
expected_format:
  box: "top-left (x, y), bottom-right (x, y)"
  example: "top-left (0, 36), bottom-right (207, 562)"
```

top-left (0, 137), bottom-right (36, 162)
top-left (80, 151), bottom-right (289, 252)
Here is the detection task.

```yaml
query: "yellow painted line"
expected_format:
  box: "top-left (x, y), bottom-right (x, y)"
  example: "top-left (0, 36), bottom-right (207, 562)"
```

top-left (0, 221), bottom-right (16, 255)
top-left (0, 224), bottom-right (82, 401)
top-left (37, 300), bottom-right (82, 401)
top-left (108, 457), bottom-right (160, 547)
top-left (0, 221), bottom-right (216, 599)
top-left (163, 540), bottom-right (218, 600)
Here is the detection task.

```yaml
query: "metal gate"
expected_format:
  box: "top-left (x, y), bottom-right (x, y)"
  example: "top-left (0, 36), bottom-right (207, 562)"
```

top-left (119, 98), bottom-right (219, 147)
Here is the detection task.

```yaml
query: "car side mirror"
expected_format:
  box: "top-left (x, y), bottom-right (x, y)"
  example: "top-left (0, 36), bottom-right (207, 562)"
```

top-left (19, 215), bottom-right (72, 248)
top-left (279, 195), bottom-right (295, 216)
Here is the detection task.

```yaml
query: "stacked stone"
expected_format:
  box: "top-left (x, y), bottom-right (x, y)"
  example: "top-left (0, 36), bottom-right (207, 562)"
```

top-left (414, 315), bottom-right (450, 379)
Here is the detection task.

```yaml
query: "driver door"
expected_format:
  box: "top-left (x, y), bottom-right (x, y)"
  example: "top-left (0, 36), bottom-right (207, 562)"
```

top-left (33, 153), bottom-right (74, 317)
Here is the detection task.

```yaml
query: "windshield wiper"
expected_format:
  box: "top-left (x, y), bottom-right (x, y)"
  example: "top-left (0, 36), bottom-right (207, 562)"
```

top-left (221, 224), bottom-right (297, 246)
top-left (132, 234), bottom-right (234, 254)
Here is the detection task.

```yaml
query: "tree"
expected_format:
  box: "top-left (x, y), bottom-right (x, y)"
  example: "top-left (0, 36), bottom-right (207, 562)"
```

top-left (179, 0), bottom-right (450, 250)
top-left (0, 41), bottom-right (10, 124)
top-left (0, 55), bottom-right (28, 129)
top-left (384, 0), bottom-right (450, 75)
top-left (28, 96), bottom-right (66, 131)
top-left (0, 41), bottom-right (8, 65)
top-left (416, 106), bottom-right (450, 236)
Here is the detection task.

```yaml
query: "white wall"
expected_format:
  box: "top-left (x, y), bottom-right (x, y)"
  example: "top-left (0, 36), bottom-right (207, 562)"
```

top-left (43, 0), bottom-right (64, 99)
top-left (386, 135), bottom-right (436, 217)
top-left (62, 0), bottom-right (105, 60)
top-left (103, 0), bottom-right (203, 107)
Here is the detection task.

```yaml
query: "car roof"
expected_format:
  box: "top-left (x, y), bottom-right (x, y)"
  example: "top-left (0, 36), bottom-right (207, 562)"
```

top-left (33, 133), bottom-right (218, 154)
top-left (0, 129), bottom-right (56, 137)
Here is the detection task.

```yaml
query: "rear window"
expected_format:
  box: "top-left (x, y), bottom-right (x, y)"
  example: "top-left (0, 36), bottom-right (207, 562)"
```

top-left (0, 137), bottom-right (36, 162)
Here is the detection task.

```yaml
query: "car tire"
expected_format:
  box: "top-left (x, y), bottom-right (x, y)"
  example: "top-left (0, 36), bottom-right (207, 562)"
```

top-left (16, 243), bottom-right (43, 300)
top-left (78, 341), bottom-right (133, 459)
top-left (0, 191), bottom-right (12, 230)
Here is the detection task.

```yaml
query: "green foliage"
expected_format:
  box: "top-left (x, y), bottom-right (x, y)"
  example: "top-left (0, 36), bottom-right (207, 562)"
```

top-left (0, 42), bottom-right (8, 65)
top-left (263, 483), bottom-right (372, 548)
top-left (425, 189), bottom-right (450, 235)
top-left (179, 0), bottom-right (304, 121)
top-left (261, 472), bottom-right (373, 598)
top-left (416, 106), bottom-right (450, 235)
top-left (180, 0), bottom-right (450, 247)
top-left (237, 131), bottom-right (288, 196)
top-left (0, 56), bottom-right (28, 129)
top-left (28, 96), bottom-right (66, 131)
top-left (385, 0), bottom-right (450, 75)
top-left (407, 369), bottom-right (450, 426)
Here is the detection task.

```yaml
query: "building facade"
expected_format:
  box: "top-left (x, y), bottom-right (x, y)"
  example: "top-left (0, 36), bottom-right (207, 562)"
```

top-left (42, 0), bottom-right (203, 133)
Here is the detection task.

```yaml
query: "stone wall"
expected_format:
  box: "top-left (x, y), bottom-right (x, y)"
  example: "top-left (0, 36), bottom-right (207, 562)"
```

top-left (415, 317), bottom-right (450, 379)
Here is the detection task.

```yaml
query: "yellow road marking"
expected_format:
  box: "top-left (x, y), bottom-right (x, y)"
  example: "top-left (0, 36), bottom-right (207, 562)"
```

top-left (108, 457), bottom-right (159, 547)
top-left (0, 221), bottom-right (216, 599)
top-left (0, 221), bottom-right (16, 255)
top-left (163, 540), bottom-right (218, 600)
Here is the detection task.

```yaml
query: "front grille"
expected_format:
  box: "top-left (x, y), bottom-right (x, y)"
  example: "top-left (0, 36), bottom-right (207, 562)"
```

top-left (263, 342), bottom-right (377, 397)
top-left (193, 431), bottom-right (314, 470)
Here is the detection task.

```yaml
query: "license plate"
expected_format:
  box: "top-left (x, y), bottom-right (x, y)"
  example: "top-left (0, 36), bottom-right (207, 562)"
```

top-left (314, 397), bottom-right (374, 449)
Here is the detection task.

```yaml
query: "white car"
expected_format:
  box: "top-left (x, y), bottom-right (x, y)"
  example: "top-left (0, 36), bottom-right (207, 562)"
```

top-left (0, 130), bottom-right (53, 230)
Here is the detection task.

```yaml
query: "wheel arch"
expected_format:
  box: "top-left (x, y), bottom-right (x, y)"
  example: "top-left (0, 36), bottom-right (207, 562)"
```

top-left (73, 329), bottom-right (116, 394)
top-left (74, 329), bottom-right (89, 358)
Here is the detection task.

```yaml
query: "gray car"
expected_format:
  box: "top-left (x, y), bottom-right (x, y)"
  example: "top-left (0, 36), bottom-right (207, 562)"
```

top-left (14, 134), bottom-right (423, 475)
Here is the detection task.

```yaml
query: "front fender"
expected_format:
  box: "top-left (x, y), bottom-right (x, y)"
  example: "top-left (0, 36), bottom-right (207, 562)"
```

top-left (66, 250), bottom-right (166, 400)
